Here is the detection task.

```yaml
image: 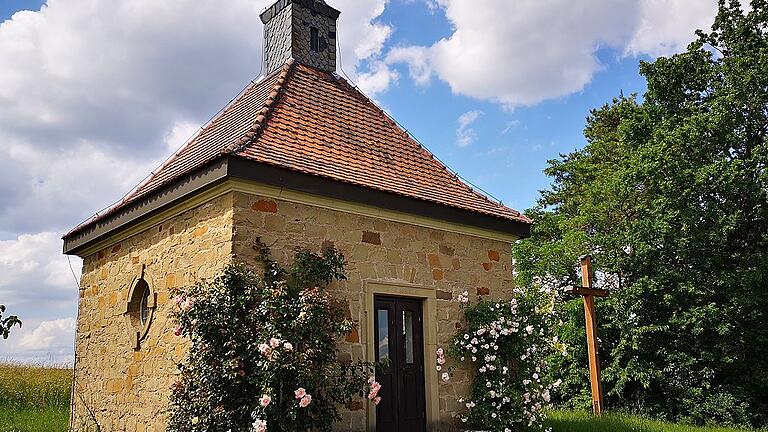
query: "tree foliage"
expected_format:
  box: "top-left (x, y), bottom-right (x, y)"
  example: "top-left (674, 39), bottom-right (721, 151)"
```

top-left (0, 305), bottom-right (21, 340)
top-left (167, 245), bottom-right (379, 432)
top-left (514, 0), bottom-right (768, 427)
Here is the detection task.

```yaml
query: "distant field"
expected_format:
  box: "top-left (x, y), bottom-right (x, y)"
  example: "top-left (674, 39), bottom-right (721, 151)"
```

top-left (545, 410), bottom-right (762, 432)
top-left (0, 363), bottom-right (70, 432)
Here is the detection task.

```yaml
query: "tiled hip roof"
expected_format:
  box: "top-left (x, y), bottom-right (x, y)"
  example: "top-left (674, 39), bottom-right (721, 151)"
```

top-left (66, 60), bottom-right (530, 241)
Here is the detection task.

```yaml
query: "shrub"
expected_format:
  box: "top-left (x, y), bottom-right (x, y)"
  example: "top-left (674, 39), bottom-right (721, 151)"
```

top-left (167, 245), bottom-right (380, 432)
top-left (447, 286), bottom-right (565, 432)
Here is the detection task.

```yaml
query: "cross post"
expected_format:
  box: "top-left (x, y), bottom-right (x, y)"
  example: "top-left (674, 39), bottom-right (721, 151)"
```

top-left (564, 254), bottom-right (608, 415)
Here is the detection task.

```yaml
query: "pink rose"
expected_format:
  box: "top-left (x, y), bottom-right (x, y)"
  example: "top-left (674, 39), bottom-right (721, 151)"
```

top-left (259, 394), bottom-right (271, 407)
top-left (173, 325), bottom-right (182, 336)
top-left (368, 376), bottom-right (376, 385)
top-left (436, 348), bottom-right (444, 356)
top-left (269, 338), bottom-right (281, 348)
top-left (373, 396), bottom-right (382, 405)
top-left (299, 394), bottom-right (312, 407)
top-left (294, 388), bottom-right (306, 399)
top-left (258, 343), bottom-right (270, 355)
top-left (283, 342), bottom-right (293, 351)
top-left (181, 297), bottom-right (195, 311)
top-left (368, 381), bottom-right (381, 399)
top-left (173, 295), bottom-right (185, 306)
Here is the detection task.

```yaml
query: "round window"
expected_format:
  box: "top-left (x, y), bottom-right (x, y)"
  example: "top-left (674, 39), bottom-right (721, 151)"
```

top-left (125, 273), bottom-right (155, 350)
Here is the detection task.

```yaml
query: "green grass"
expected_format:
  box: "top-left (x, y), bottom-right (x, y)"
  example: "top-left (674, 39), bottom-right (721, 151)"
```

top-left (0, 363), bottom-right (71, 432)
top-left (546, 410), bottom-right (761, 432)
top-left (0, 364), bottom-right (762, 432)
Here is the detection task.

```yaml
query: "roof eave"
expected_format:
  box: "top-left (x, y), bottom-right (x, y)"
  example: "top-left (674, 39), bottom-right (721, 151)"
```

top-left (226, 157), bottom-right (531, 237)
top-left (62, 157), bottom-right (230, 256)
top-left (63, 156), bottom-right (531, 256)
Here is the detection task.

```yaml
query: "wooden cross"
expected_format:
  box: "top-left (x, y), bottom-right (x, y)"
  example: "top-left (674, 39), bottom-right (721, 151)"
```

top-left (564, 255), bottom-right (608, 415)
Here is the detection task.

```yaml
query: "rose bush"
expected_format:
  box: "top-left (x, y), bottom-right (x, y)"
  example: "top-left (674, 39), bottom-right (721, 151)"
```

top-left (167, 244), bottom-right (379, 432)
top-left (447, 286), bottom-right (565, 432)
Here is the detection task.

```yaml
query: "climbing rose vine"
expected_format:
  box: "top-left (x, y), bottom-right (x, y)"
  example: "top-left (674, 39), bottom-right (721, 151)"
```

top-left (167, 245), bottom-right (379, 432)
top-left (448, 287), bottom-right (565, 431)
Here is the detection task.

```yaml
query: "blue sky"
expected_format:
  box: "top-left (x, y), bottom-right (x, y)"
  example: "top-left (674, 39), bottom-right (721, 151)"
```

top-left (0, 1), bottom-right (44, 21)
top-left (0, 0), bottom-right (717, 362)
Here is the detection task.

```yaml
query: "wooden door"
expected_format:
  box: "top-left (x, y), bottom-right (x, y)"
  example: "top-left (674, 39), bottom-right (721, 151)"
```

top-left (374, 296), bottom-right (426, 432)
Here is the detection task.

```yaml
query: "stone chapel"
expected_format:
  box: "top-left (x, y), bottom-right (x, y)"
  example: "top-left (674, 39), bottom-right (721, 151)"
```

top-left (63, 0), bottom-right (531, 431)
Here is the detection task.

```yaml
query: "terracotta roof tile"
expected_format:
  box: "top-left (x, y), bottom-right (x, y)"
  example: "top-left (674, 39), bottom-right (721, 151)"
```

top-left (68, 60), bottom-right (530, 236)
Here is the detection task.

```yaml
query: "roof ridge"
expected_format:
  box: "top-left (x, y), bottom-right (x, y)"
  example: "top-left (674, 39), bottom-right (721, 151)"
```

top-left (227, 58), bottom-right (297, 155)
top-left (330, 72), bottom-right (522, 218)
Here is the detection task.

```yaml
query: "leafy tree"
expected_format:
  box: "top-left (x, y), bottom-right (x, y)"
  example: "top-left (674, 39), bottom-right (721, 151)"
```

top-left (514, 0), bottom-right (768, 427)
top-left (167, 245), bottom-right (380, 432)
top-left (0, 304), bottom-right (21, 340)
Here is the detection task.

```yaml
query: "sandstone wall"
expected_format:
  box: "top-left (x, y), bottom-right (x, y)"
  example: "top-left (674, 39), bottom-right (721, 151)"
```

top-left (73, 193), bottom-right (234, 432)
top-left (72, 189), bottom-right (514, 431)
top-left (231, 191), bottom-right (514, 431)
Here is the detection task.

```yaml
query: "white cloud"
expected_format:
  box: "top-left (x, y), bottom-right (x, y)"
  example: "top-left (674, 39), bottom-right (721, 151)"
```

top-left (0, 232), bottom-right (80, 303)
top-left (387, 0), bottom-right (720, 107)
top-left (501, 120), bottom-right (520, 135)
top-left (0, 0), bottom-right (393, 233)
top-left (0, 137), bottom-right (165, 234)
top-left (386, 46), bottom-right (432, 86)
top-left (335, 0), bottom-right (392, 61)
top-left (355, 61), bottom-right (400, 97)
top-left (0, 0), bottom-right (393, 364)
top-left (402, 0), bottom-right (440, 13)
top-left (0, 232), bottom-right (80, 363)
top-left (18, 318), bottom-right (76, 352)
top-left (332, 0), bottom-right (393, 96)
top-left (626, 0), bottom-right (718, 57)
top-left (0, 318), bottom-right (78, 364)
top-left (456, 110), bottom-right (483, 147)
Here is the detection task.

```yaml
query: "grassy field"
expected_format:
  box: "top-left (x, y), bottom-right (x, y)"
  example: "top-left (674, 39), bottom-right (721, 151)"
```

top-left (0, 363), bottom-right (71, 432)
top-left (545, 410), bottom-right (762, 432)
top-left (0, 363), bottom-right (763, 432)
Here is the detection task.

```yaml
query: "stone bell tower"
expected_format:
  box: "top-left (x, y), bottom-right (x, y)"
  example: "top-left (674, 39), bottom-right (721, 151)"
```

top-left (260, 0), bottom-right (340, 74)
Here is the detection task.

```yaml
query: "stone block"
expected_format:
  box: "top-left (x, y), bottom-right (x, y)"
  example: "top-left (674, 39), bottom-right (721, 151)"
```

top-left (251, 199), bottom-right (278, 213)
top-left (427, 253), bottom-right (441, 268)
top-left (192, 225), bottom-right (209, 238)
top-left (361, 230), bottom-right (381, 245)
top-left (488, 249), bottom-right (500, 262)
top-left (344, 328), bottom-right (359, 344)
top-left (433, 269), bottom-right (444, 281)
top-left (439, 244), bottom-right (454, 256)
